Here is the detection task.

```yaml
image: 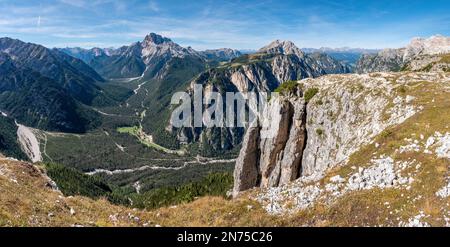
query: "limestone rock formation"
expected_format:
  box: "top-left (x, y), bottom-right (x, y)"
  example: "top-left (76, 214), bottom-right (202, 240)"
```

top-left (233, 90), bottom-right (307, 196)
top-left (233, 72), bottom-right (437, 196)
top-left (356, 35), bottom-right (450, 73)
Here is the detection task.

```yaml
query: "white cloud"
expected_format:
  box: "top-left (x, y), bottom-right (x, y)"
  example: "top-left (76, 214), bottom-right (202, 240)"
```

top-left (60, 0), bottom-right (87, 8)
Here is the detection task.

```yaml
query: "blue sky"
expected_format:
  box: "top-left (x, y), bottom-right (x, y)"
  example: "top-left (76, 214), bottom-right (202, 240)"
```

top-left (0, 0), bottom-right (449, 50)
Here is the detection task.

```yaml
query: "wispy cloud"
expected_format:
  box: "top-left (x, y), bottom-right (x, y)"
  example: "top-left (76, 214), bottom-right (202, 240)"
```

top-left (60, 0), bottom-right (87, 8)
top-left (148, 1), bottom-right (159, 12)
top-left (0, 0), bottom-right (448, 49)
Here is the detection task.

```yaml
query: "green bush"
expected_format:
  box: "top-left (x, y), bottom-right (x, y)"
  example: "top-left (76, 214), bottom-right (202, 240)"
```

top-left (304, 88), bottom-right (319, 102)
top-left (316, 128), bottom-right (324, 136)
top-left (274, 80), bottom-right (302, 95)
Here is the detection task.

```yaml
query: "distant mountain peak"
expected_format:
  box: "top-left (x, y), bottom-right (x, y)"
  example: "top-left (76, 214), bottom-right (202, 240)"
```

top-left (356, 35), bottom-right (450, 73)
top-left (140, 33), bottom-right (199, 62)
top-left (405, 34), bottom-right (450, 57)
top-left (200, 48), bottom-right (242, 62)
top-left (259, 40), bottom-right (304, 57)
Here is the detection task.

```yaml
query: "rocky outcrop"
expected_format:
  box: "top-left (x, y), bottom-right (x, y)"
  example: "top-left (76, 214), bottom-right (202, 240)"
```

top-left (232, 126), bottom-right (260, 193)
top-left (233, 72), bottom-right (437, 196)
top-left (16, 124), bottom-right (42, 163)
top-left (356, 35), bottom-right (450, 73)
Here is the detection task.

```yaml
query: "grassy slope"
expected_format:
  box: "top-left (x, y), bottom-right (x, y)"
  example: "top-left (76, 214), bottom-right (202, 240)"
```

top-left (0, 157), bottom-right (242, 226)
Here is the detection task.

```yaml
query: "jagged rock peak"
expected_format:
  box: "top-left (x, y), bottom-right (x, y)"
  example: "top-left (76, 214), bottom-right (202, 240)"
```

top-left (356, 35), bottom-right (450, 73)
top-left (143, 33), bottom-right (173, 45)
top-left (404, 34), bottom-right (450, 57)
top-left (200, 48), bottom-right (242, 61)
top-left (140, 32), bottom-right (199, 59)
top-left (259, 40), bottom-right (305, 57)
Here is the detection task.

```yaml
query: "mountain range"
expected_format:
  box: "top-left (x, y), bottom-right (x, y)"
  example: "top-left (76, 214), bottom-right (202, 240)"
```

top-left (0, 33), bottom-right (449, 227)
top-left (357, 35), bottom-right (450, 73)
top-left (59, 34), bottom-right (242, 80)
top-left (0, 38), bottom-right (112, 132)
top-left (57, 34), bottom-right (353, 154)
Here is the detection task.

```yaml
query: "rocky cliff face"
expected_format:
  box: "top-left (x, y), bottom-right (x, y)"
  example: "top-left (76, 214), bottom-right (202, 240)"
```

top-left (233, 72), bottom-right (439, 196)
top-left (233, 92), bottom-right (307, 195)
top-left (356, 35), bottom-right (450, 73)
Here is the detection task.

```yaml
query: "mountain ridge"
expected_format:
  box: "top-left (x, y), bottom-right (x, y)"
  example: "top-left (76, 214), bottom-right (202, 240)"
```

top-left (170, 39), bottom-right (351, 154)
top-left (0, 37), bottom-right (107, 105)
top-left (356, 35), bottom-right (450, 73)
top-left (0, 52), bottom-right (101, 133)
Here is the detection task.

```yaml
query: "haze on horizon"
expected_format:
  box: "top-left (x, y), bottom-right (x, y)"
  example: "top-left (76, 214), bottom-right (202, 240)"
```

top-left (0, 0), bottom-right (449, 50)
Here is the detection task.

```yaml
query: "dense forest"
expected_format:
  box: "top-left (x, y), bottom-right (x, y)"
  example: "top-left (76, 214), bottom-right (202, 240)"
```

top-left (0, 116), bottom-right (27, 160)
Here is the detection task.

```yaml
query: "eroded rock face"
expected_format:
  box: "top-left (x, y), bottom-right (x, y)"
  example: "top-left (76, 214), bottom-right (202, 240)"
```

top-left (232, 126), bottom-right (260, 194)
top-left (233, 93), bottom-right (307, 196)
top-left (234, 72), bottom-right (432, 196)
